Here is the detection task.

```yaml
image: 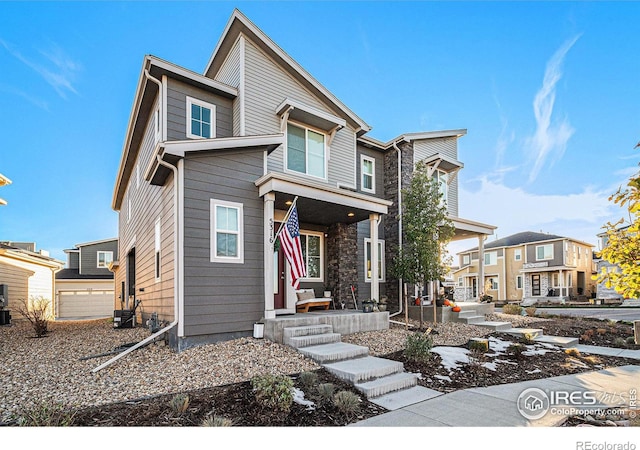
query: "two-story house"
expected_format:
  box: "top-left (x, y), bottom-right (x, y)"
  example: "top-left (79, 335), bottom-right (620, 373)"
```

top-left (453, 231), bottom-right (595, 304)
top-left (111, 9), bottom-right (495, 351)
top-left (55, 238), bottom-right (118, 319)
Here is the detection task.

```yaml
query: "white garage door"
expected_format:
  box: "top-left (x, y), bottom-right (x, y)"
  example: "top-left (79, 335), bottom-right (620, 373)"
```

top-left (58, 290), bottom-right (114, 319)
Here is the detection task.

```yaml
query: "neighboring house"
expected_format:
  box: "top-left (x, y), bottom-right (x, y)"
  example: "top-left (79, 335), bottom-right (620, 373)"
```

top-left (593, 228), bottom-right (637, 302)
top-left (55, 238), bottom-right (118, 320)
top-left (0, 173), bottom-right (10, 206)
top-left (111, 9), bottom-right (495, 351)
top-left (453, 231), bottom-right (596, 303)
top-left (0, 242), bottom-right (64, 317)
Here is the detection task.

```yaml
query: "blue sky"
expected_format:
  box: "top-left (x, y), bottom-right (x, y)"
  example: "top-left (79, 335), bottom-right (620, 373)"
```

top-left (0, 1), bottom-right (639, 263)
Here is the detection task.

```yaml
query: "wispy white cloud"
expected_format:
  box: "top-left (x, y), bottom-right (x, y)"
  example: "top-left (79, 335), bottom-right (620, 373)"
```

top-left (0, 38), bottom-right (81, 99)
top-left (526, 34), bottom-right (581, 183)
top-left (0, 82), bottom-right (49, 111)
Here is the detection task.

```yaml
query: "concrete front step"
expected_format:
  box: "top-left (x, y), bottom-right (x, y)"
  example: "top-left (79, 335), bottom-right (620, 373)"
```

top-left (298, 342), bottom-right (369, 364)
top-left (503, 327), bottom-right (544, 339)
top-left (475, 321), bottom-right (513, 331)
top-left (285, 332), bottom-right (342, 349)
top-left (323, 356), bottom-right (404, 384)
top-left (534, 335), bottom-right (579, 348)
top-left (354, 372), bottom-right (418, 398)
top-left (283, 324), bottom-right (333, 339)
top-left (457, 315), bottom-right (486, 325)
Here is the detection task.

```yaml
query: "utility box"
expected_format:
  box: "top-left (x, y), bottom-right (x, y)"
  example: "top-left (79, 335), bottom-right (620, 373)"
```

top-left (113, 310), bottom-right (135, 329)
top-left (0, 310), bottom-right (11, 326)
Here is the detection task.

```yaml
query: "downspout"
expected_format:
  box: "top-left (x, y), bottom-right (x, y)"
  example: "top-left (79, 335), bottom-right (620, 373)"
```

top-left (92, 70), bottom-right (179, 373)
top-left (389, 140), bottom-right (404, 323)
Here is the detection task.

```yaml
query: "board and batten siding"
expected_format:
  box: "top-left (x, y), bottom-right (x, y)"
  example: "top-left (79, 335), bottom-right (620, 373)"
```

top-left (166, 78), bottom-right (234, 141)
top-left (413, 138), bottom-right (459, 218)
top-left (181, 149), bottom-right (264, 339)
top-left (79, 241), bottom-right (118, 276)
top-left (242, 38), bottom-right (357, 187)
top-left (115, 94), bottom-right (175, 322)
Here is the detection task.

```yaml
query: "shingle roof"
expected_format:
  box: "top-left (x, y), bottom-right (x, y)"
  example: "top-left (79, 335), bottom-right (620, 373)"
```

top-left (55, 269), bottom-right (114, 280)
top-left (458, 231), bottom-right (568, 254)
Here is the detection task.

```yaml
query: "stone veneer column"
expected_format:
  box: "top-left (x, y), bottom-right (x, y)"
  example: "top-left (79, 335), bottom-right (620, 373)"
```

top-left (383, 141), bottom-right (414, 312)
top-left (326, 222), bottom-right (358, 307)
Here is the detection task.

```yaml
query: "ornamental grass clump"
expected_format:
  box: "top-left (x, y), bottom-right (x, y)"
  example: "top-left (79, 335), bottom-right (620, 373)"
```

top-left (317, 383), bottom-right (335, 404)
top-left (201, 415), bottom-right (234, 427)
top-left (251, 374), bottom-right (294, 413)
top-left (15, 399), bottom-right (76, 427)
top-left (333, 390), bottom-right (361, 420)
top-left (168, 393), bottom-right (190, 414)
top-left (502, 304), bottom-right (523, 316)
top-left (298, 371), bottom-right (319, 390)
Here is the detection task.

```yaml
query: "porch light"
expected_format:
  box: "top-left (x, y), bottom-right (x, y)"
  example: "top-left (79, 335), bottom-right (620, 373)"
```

top-left (347, 212), bottom-right (355, 217)
top-left (285, 200), bottom-right (293, 206)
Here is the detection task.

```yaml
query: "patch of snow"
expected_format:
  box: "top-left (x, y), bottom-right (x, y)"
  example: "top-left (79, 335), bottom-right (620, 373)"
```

top-left (434, 374), bottom-right (452, 382)
top-left (432, 346), bottom-right (470, 372)
top-left (292, 387), bottom-right (315, 411)
top-left (526, 369), bottom-right (542, 374)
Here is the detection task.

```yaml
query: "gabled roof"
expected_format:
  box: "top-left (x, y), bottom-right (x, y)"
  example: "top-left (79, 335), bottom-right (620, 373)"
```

top-left (458, 231), bottom-right (594, 255)
top-left (357, 129), bottom-right (468, 151)
top-left (204, 9), bottom-right (371, 135)
top-left (0, 243), bottom-right (64, 268)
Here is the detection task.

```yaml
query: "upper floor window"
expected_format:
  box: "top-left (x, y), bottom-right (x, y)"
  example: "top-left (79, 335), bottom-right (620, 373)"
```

top-left (484, 251), bottom-right (497, 266)
top-left (286, 123), bottom-right (326, 179)
top-left (361, 156), bottom-right (375, 193)
top-left (210, 199), bottom-right (244, 264)
top-left (97, 251), bottom-right (113, 269)
top-left (433, 170), bottom-right (448, 205)
top-left (514, 249), bottom-right (522, 261)
top-left (187, 97), bottom-right (216, 139)
top-left (536, 244), bottom-right (553, 261)
top-left (462, 254), bottom-right (470, 265)
top-left (364, 238), bottom-right (385, 282)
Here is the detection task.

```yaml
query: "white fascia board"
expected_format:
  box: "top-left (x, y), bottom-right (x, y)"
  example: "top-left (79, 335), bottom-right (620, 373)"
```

top-left (401, 129), bottom-right (468, 141)
top-left (149, 56), bottom-right (238, 98)
top-left (450, 216), bottom-right (497, 236)
top-left (255, 173), bottom-right (391, 215)
top-left (162, 134), bottom-right (285, 158)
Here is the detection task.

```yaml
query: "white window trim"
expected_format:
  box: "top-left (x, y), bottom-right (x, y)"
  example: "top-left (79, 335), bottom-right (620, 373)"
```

top-left (360, 155), bottom-right (375, 194)
top-left (457, 277), bottom-right (463, 287)
top-left (127, 195), bottom-right (132, 224)
top-left (187, 96), bottom-right (216, 140)
top-left (462, 254), bottom-right (470, 265)
top-left (484, 251), bottom-right (497, 266)
top-left (514, 249), bottom-right (522, 261)
top-left (364, 238), bottom-right (385, 282)
top-left (536, 244), bottom-right (554, 261)
top-left (154, 218), bottom-right (161, 282)
top-left (97, 251), bottom-right (113, 269)
top-left (516, 275), bottom-right (523, 290)
top-left (284, 120), bottom-right (328, 181)
top-left (488, 277), bottom-right (499, 290)
top-left (299, 230), bottom-right (324, 282)
top-left (434, 169), bottom-right (448, 206)
top-left (210, 199), bottom-right (244, 264)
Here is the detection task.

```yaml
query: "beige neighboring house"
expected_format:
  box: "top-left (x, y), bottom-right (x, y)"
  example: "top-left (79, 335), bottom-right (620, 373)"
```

top-left (55, 238), bottom-right (118, 320)
top-left (0, 173), bottom-right (10, 206)
top-left (453, 231), bottom-right (596, 304)
top-left (0, 242), bottom-right (64, 318)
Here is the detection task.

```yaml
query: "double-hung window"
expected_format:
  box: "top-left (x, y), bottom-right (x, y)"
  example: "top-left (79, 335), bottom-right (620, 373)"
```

top-left (361, 156), bottom-right (375, 193)
top-left (514, 249), bottom-right (522, 261)
top-left (364, 238), bottom-right (385, 282)
top-left (484, 251), bottom-right (497, 266)
top-left (210, 199), bottom-right (244, 263)
top-left (286, 123), bottom-right (326, 179)
top-left (433, 170), bottom-right (448, 206)
top-left (300, 232), bottom-right (322, 280)
top-left (97, 251), bottom-right (113, 269)
top-left (187, 97), bottom-right (216, 139)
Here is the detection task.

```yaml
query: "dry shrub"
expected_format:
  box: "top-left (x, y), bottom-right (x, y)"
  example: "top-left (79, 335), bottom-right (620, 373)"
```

top-left (15, 296), bottom-right (51, 338)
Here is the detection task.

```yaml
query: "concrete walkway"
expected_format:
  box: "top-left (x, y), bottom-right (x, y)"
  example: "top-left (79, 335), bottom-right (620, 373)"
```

top-left (351, 363), bottom-right (640, 427)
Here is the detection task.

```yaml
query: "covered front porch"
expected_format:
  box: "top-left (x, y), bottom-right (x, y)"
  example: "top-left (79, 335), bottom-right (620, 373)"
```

top-left (256, 172), bottom-right (392, 320)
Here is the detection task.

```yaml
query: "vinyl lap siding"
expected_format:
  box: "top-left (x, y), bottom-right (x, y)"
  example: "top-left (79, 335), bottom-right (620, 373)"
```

top-left (182, 149), bottom-right (264, 338)
top-left (166, 78), bottom-right (233, 141)
top-left (116, 94), bottom-right (175, 321)
top-left (0, 258), bottom-right (30, 304)
top-left (79, 241), bottom-right (118, 276)
top-left (243, 38), bottom-right (356, 187)
top-left (212, 38), bottom-right (242, 137)
top-left (413, 138), bottom-right (459, 217)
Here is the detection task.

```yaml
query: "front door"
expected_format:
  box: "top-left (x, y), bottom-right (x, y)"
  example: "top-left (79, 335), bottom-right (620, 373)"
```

top-left (532, 274), bottom-right (541, 296)
top-left (472, 277), bottom-right (477, 298)
top-left (274, 246), bottom-right (285, 310)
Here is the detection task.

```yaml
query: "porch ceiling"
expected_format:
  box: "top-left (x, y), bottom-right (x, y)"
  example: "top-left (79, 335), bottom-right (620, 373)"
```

top-left (450, 216), bottom-right (497, 241)
top-left (274, 195), bottom-right (371, 225)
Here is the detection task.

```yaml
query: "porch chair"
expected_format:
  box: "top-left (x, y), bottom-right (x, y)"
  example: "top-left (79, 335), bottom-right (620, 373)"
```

top-left (295, 289), bottom-right (331, 313)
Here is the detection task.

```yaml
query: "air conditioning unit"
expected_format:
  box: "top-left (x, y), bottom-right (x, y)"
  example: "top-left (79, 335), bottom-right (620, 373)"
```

top-left (113, 310), bottom-right (136, 329)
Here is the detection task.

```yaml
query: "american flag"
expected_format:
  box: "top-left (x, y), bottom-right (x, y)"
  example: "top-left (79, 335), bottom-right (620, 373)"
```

top-left (279, 205), bottom-right (306, 289)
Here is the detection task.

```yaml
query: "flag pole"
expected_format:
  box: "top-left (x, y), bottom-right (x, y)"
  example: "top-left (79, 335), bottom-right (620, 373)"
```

top-left (272, 196), bottom-right (299, 244)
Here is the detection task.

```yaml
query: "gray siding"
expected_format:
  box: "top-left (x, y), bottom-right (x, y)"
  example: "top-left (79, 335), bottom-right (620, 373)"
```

top-left (356, 145), bottom-right (385, 198)
top-left (525, 240), bottom-right (564, 267)
top-left (166, 78), bottom-right (234, 141)
top-left (68, 252), bottom-right (79, 269)
top-left (212, 37), bottom-right (242, 137)
top-left (182, 149), bottom-right (264, 338)
top-left (78, 240), bottom-right (118, 276)
top-left (413, 138), bottom-right (460, 217)
top-left (242, 38), bottom-right (357, 187)
top-left (115, 94), bottom-right (176, 321)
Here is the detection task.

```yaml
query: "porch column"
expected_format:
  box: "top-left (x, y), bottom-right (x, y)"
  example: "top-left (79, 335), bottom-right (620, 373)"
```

top-left (559, 269), bottom-right (564, 298)
top-left (477, 235), bottom-right (485, 302)
top-left (370, 213), bottom-right (380, 302)
top-left (263, 193), bottom-right (275, 319)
